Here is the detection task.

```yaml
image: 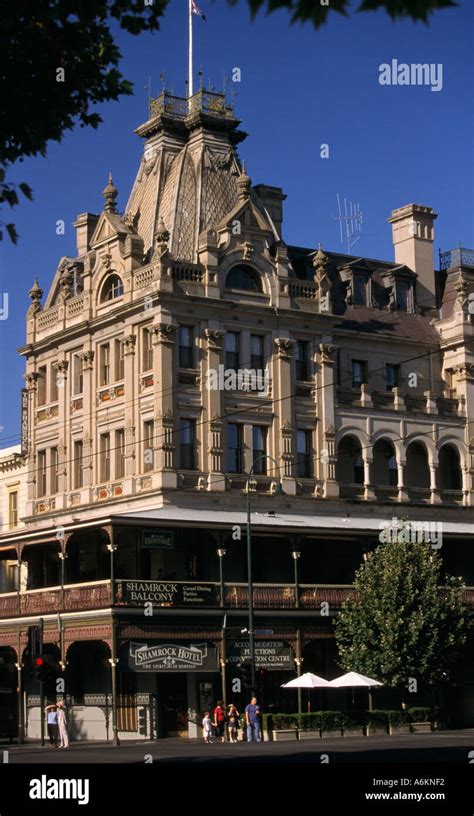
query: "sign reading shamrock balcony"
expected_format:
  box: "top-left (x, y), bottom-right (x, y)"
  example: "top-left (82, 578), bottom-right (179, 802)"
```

top-left (228, 640), bottom-right (293, 671)
top-left (117, 580), bottom-right (218, 607)
top-left (142, 529), bottom-right (174, 549)
top-left (128, 641), bottom-right (218, 672)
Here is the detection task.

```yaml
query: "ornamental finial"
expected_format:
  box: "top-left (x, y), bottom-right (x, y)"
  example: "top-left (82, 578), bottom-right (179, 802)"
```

top-left (103, 173), bottom-right (118, 213)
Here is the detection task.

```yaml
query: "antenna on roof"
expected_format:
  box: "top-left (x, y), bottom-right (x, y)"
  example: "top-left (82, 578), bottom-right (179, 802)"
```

top-left (145, 76), bottom-right (152, 107)
top-left (333, 194), bottom-right (363, 255)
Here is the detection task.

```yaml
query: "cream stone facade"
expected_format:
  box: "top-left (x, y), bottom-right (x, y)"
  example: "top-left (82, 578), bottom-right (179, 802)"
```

top-left (0, 89), bottom-right (473, 741)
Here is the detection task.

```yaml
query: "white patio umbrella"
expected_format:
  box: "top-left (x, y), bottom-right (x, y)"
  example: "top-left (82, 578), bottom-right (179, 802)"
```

top-left (282, 672), bottom-right (331, 712)
top-left (282, 672), bottom-right (331, 689)
top-left (328, 671), bottom-right (383, 710)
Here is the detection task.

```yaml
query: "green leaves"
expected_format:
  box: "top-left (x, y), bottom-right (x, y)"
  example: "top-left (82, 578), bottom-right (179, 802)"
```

top-left (228, 0), bottom-right (456, 27)
top-left (334, 536), bottom-right (469, 688)
top-left (0, 0), bottom-right (169, 241)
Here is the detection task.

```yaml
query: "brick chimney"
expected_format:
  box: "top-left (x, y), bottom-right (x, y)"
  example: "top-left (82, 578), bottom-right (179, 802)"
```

top-left (73, 212), bottom-right (99, 256)
top-left (388, 204), bottom-right (438, 308)
top-left (253, 184), bottom-right (286, 239)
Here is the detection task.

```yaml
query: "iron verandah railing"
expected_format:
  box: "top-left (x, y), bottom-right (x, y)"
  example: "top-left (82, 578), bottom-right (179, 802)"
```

top-left (0, 580), bottom-right (473, 619)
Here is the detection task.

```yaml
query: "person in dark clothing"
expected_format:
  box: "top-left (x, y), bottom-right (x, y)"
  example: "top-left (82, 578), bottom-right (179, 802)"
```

top-left (245, 697), bottom-right (262, 742)
top-left (45, 705), bottom-right (59, 747)
top-left (213, 700), bottom-right (227, 743)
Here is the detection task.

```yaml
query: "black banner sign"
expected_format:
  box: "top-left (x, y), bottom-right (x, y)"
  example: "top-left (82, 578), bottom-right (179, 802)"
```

top-left (128, 641), bottom-right (218, 673)
top-left (118, 580), bottom-right (218, 607)
top-left (228, 640), bottom-right (293, 671)
top-left (20, 389), bottom-right (28, 455)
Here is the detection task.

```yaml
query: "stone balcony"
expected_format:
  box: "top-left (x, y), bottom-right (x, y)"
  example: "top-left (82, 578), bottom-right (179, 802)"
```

top-left (337, 387), bottom-right (463, 417)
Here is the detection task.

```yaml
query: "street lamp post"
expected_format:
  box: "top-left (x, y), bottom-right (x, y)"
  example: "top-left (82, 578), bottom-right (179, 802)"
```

top-left (291, 546), bottom-right (303, 718)
top-left (245, 455), bottom-right (284, 695)
top-left (291, 546), bottom-right (301, 608)
top-left (217, 546), bottom-right (226, 607)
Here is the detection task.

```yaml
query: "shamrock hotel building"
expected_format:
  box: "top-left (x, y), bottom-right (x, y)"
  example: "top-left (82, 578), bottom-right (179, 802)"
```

top-left (0, 87), bottom-right (473, 740)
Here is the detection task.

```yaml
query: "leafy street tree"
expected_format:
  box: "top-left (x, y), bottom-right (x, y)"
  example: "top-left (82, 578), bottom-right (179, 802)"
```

top-left (0, 0), bottom-right (169, 242)
top-left (0, 0), bottom-right (458, 241)
top-left (334, 533), bottom-right (469, 688)
top-left (230, 0), bottom-right (457, 28)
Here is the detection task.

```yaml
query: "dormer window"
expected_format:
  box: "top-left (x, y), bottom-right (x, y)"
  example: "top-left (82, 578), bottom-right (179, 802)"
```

top-left (225, 265), bottom-right (262, 293)
top-left (100, 274), bottom-right (124, 303)
top-left (395, 279), bottom-right (412, 311)
top-left (353, 273), bottom-right (368, 306)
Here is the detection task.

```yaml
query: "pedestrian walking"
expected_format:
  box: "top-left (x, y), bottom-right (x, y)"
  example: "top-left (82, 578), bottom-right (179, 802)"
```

top-left (213, 700), bottom-right (227, 743)
top-left (57, 702), bottom-right (69, 748)
top-left (227, 704), bottom-right (240, 743)
top-left (245, 696), bottom-right (262, 742)
top-left (202, 711), bottom-right (213, 743)
top-left (45, 704), bottom-right (59, 748)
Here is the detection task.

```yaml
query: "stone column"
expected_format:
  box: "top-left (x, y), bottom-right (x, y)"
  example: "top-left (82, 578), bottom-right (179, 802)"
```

top-left (397, 457), bottom-right (408, 502)
top-left (24, 372), bottom-right (38, 514)
top-left (430, 461), bottom-right (441, 504)
top-left (122, 335), bottom-right (137, 490)
top-left (80, 350), bottom-right (95, 492)
top-left (462, 465), bottom-right (471, 506)
top-left (203, 329), bottom-right (225, 491)
top-left (318, 344), bottom-right (339, 498)
top-left (363, 453), bottom-right (375, 501)
top-left (273, 337), bottom-right (296, 495)
top-left (56, 359), bottom-right (69, 508)
top-left (151, 321), bottom-right (177, 489)
top-left (280, 421), bottom-right (293, 480)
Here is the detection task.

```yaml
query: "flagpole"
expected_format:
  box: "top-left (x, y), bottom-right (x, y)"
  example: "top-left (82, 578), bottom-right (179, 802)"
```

top-left (188, 0), bottom-right (193, 98)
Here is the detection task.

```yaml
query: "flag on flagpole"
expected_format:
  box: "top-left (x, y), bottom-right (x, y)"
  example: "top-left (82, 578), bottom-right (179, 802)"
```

top-left (192, 0), bottom-right (206, 21)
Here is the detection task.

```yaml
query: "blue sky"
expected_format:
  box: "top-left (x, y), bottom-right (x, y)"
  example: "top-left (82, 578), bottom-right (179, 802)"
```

top-left (0, 0), bottom-right (473, 442)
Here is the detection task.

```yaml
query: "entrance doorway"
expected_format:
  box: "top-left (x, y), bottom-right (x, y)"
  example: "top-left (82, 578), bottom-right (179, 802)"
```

top-left (156, 674), bottom-right (187, 737)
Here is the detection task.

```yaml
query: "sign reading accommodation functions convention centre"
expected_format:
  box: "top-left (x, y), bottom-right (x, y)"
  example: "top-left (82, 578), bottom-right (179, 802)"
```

top-left (118, 580), bottom-right (218, 606)
top-left (228, 640), bottom-right (293, 670)
top-left (128, 642), bottom-right (218, 672)
top-left (141, 529), bottom-right (174, 549)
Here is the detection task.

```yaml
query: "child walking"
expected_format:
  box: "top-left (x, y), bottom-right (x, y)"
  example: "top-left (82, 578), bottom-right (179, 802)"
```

top-left (202, 711), bottom-right (213, 743)
top-left (227, 704), bottom-right (240, 743)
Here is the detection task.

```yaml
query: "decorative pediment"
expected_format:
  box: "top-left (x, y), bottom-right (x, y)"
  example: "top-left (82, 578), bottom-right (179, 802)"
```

top-left (89, 211), bottom-right (133, 247)
top-left (217, 196), bottom-right (273, 236)
top-left (43, 257), bottom-right (82, 309)
top-left (380, 264), bottom-right (417, 282)
top-left (338, 258), bottom-right (373, 278)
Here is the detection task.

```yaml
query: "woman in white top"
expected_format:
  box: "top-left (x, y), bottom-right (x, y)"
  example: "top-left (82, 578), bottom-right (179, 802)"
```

top-left (57, 702), bottom-right (69, 748)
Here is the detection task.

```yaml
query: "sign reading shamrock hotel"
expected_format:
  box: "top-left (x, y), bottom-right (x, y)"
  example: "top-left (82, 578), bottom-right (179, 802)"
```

top-left (128, 642), bottom-right (218, 672)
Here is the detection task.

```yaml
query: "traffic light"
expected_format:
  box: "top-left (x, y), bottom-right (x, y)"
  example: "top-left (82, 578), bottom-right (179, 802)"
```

top-left (35, 657), bottom-right (46, 682)
top-left (28, 620), bottom-right (43, 668)
top-left (35, 655), bottom-right (57, 684)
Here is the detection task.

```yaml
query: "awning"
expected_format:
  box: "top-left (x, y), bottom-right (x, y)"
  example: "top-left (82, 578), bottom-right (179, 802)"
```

top-left (113, 507), bottom-right (474, 535)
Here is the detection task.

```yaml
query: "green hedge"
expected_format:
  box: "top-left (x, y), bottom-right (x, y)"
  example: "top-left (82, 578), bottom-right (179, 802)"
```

top-left (263, 708), bottom-right (440, 732)
top-left (408, 706), bottom-right (440, 723)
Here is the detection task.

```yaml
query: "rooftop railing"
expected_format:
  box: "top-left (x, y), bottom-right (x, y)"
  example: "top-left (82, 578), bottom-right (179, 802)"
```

top-left (149, 89), bottom-right (233, 120)
top-left (439, 247), bottom-right (474, 271)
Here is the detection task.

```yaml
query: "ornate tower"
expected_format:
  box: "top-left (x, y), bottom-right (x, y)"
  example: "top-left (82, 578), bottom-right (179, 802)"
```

top-left (125, 88), bottom-right (249, 261)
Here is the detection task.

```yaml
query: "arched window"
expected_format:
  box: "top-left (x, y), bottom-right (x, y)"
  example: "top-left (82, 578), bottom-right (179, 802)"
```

top-left (336, 436), bottom-right (364, 485)
top-left (405, 441), bottom-right (430, 489)
top-left (372, 439), bottom-right (398, 487)
top-left (225, 265), bottom-right (262, 292)
top-left (100, 274), bottom-right (124, 303)
top-left (439, 445), bottom-right (462, 491)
